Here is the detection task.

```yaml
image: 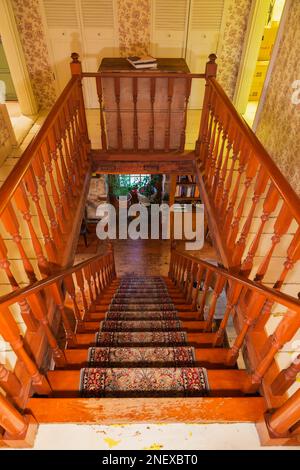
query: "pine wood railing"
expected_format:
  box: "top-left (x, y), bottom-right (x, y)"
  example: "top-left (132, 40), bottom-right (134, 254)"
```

top-left (0, 74), bottom-right (90, 295)
top-left (195, 66), bottom-right (300, 294)
top-left (0, 250), bottom-right (115, 446)
top-left (169, 250), bottom-right (300, 443)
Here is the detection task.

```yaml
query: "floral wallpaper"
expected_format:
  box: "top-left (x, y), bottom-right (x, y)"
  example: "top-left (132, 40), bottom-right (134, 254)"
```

top-left (256, 0), bottom-right (300, 196)
top-left (117, 0), bottom-right (151, 56)
top-left (217, 0), bottom-right (252, 100)
top-left (11, 0), bottom-right (56, 110)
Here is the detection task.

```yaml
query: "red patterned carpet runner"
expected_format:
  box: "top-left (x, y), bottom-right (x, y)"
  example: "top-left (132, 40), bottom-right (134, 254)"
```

top-left (80, 275), bottom-right (209, 397)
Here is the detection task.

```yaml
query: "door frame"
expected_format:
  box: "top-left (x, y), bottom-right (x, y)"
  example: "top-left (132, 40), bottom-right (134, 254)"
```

top-left (0, 0), bottom-right (38, 115)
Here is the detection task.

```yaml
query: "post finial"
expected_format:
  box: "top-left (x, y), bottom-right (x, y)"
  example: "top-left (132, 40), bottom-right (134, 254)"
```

top-left (205, 53), bottom-right (218, 78)
top-left (70, 53), bottom-right (82, 75)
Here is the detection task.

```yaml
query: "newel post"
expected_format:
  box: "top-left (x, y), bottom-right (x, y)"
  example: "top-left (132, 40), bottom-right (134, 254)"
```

top-left (70, 52), bottom-right (82, 75)
top-left (0, 394), bottom-right (38, 447)
top-left (195, 53), bottom-right (217, 163)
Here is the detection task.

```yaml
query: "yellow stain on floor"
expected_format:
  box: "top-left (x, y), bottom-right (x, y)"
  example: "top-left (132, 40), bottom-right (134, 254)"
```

top-left (104, 437), bottom-right (121, 448)
top-left (143, 443), bottom-right (164, 450)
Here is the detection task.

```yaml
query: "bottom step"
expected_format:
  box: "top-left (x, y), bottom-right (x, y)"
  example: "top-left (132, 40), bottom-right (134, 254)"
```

top-left (27, 396), bottom-right (266, 423)
top-left (80, 367), bottom-right (209, 397)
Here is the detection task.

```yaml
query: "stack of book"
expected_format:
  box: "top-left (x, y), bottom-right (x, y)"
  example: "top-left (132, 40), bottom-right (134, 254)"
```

top-left (126, 55), bottom-right (157, 69)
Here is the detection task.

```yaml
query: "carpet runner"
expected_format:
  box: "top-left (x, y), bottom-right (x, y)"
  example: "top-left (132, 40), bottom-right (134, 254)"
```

top-left (80, 275), bottom-right (209, 397)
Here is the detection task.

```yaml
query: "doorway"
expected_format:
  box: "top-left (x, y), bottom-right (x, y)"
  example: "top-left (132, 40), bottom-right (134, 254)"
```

top-left (234, 0), bottom-right (287, 127)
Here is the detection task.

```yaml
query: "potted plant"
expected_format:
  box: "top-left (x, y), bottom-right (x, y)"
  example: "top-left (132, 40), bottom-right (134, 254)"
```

top-left (137, 176), bottom-right (158, 206)
top-left (108, 175), bottom-right (133, 209)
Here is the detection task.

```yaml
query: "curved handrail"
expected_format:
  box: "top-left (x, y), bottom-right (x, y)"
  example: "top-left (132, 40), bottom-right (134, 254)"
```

top-left (208, 77), bottom-right (300, 225)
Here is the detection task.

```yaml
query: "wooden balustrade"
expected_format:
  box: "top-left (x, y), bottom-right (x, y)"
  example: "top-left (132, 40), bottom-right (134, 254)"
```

top-left (0, 65), bottom-right (90, 293)
top-left (169, 250), bottom-right (300, 438)
top-left (196, 68), bottom-right (300, 291)
top-left (0, 250), bottom-right (115, 444)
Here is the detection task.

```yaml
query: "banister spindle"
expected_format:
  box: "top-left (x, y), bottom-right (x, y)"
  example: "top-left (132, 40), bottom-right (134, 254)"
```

top-left (96, 76), bottom-right (107, 151)
top-left (165, 77), bottom-right (174, 152)
top-left (132, 77), bottom-right (138, 151)
top-left (198, 269), bottom-right (213, 319)
top-left (191, 264), bottom-right (205, 310)
top-left (48, 282), bottom-right (77, 346)
top-left (211, 115), bottom-right (228, 198)
top-left (58, 110), bottom-right (77, 198)
top-left (254, 203), bottom-right (293, 282)
top-left (52, 121), bottom-right (74, 210)
top-left (2, 202), bottom-right (37, 284)
top-left (226, 157), bottom-right (259, 252)
top-left (32, 152), bottom-right (64, 251)
top-left (232, 167), bottom-right (269, 266)
top-left (14, 183), bottom-right (50, 276)
top-left (75, 268), bottom-right (89, 316)
top-left (273, 227), bottom-right (300, 290)
top-left (62, 104), bottom-right (80, 192)
top-left (25, 166), bottom-right (58, 263)
top-left (0, 305), bottom-right (51, 394)
top-left (114, 77), bottom-right (123, 151)
top-left (205, 274), bottom-right (226, 331)
top-left (214, 131), bottom-right (232, 210)
top-left (207, 107), bottom-right (222, 188)
top-left (64, 274), bottom-right (84, 325)
top-left (219, 126), bottom-right (239, 214)
top-left (213, 282), bottom-right (243, 346)
top-left (27, 292), bottom-right (66, 367)
top-left (266, 389), bottom-right (300, 438)
top-left (240, 183), bottom-right (281, 276)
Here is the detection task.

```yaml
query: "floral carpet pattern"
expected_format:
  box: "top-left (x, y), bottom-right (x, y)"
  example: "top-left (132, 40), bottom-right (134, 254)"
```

top-left (80, 275), bottom-right (209, 397)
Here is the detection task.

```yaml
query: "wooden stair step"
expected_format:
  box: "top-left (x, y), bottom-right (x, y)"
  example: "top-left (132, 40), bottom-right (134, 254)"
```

top-left (73, 331), bottom-right (216, 347)
top-left (65, 347), bottom-right (230, 368)
top-left (47, 369), bottom-right (250, 396)
top-left (76, 320), bottom-right (209, 333)
top-left (85, 312), bottom-right (201, 321)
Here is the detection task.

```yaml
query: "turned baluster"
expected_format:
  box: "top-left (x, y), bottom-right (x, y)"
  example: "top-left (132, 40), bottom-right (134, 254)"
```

top-left (0, 393), bottom-right (37, 445)
top-left (14, 183), bottom-right (50, 276)
top-left (83, 264), bottom-right (96, 306)
top-left (271, 353), bottom-right (300, 395)
top-left (205, 99), bottom-right (218, 180)
top-left (205, 274), bottom-right (226, 331)
top-left (254, 203), bottom-right (293, 282)
top-left (198, 269), bottom-right (213, 319)
top-left (0, 305), bottom-right (51, 394)
top-left (64, 273), bottom-right (84, 325)
top-left (96, 258), bottom-right (105, 291)
top-left (240, 183), bottom-right (280, 276)
top-left (108, 241), bottom-right (116, 278)
top-left (27, 292), bottom-right (66, 367)
top-left (266, 389), bottom-right (300, 438)
top-left (223, 139), bottom-right (248, 233)
top-left (226, 157), bottom-right (259, 252)
top-left (232, 168), bottom-right (269, 266)
top-left (91, 260), bottom-right (101, 298)
top-left (219, 126), bottom-right (240, 215)
top-left (75, 268), bottom-right (89, 316)
top-left (149, 77), bottom-right (156, 151)
top-left (47, 128), bottom-right (71, 220)
top-left (168, 250), bottom-right (174, 279)
top-left (191, 265), bottom-right (205, 310)
top-left (183, 259), bottom-right (192, 300)
top-left (52, 122), bottom-right (74, 211)
top-left (213, 282), bottom-right (244, 346)
top-left (226, 291), bottom-right (266, 366)
top-left (41, 141), bottom-right (67, 234)
top-left (207, 110), bottom-right (222, 189)
top-left (172, 253), bottom-right (179, 284)
top-left (48, 282), bottom-right (77, 346)
top-left (244, 309), bottom-right (300, 393)
top-left (132, 77), bottom-right (138, 151)
top-left (179, 257), bottom-right (187, 289)
top-left (180, 77), bottom-right (192, 152)
top-left (2, 202), bottom-right (37, 284)
top-left (70, 96), bottom-right (86, 174)
top-left (114, 77), bottom-right (123, 151)
top-left (273, 227), bottom-right (300, 290)
top-left (65, 99), bottom-right (83, 184)
top-left (96, 76), bottom-right (107, 151)
top-left (25, 166), bottom-right (58, 263)
top-left (62, 104), bottom-right (80, 193)
top-left (58, 110), bottom-right (77, 198)
top-left (187, 261), bottom-right (198, 304)
top-left (214, 133), bottom-right (232, 210)
top-left (211, 116), bottom-right (228, 199)
top-left (0, 364), bottom-right (22, 398)
top-left (165, 77), bottom-right (174, 152)
top-left (32, 151), bottom-right (64, 250)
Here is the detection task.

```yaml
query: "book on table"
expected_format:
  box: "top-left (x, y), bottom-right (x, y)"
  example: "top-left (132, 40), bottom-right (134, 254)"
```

top-left (127, 55), bottom-right (157, 69)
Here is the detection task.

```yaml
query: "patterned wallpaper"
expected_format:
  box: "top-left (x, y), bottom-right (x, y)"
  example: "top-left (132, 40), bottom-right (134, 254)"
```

top-left (117, 0), bottom-right (151, 56)
top-left (11, 0), bottom-right (56, 110)
top-left (256, 0), bottom-right (300, 196)
top-left (217, 0), bottom-right (252, 100)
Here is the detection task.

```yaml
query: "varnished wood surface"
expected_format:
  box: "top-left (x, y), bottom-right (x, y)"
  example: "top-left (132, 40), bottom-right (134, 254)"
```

top-left (98, 58), bottom-right (191, 74)
top-left (27, 396), bottom-right (266, 423)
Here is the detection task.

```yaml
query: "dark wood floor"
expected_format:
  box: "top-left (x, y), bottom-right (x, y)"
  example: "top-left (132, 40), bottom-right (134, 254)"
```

top-left (75, 223), bottom-right (218, 276)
